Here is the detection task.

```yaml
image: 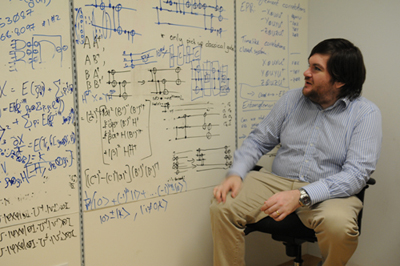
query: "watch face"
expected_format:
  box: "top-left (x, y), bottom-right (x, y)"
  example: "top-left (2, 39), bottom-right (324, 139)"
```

top-left (300, 190), bottom-right (311, 206)
top-left (302, 196), bottom-right (310, 205)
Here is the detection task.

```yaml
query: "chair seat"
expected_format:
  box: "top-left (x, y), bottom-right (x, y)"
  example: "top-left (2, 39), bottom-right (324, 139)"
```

top-left (245, 212), bottom-right (317, 243)
top-left (243, 171), bottom-right (375, 265)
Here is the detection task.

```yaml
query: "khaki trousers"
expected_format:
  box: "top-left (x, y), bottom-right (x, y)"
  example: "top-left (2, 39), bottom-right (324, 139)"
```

top-left (210, 169), bottom-right (363, 266)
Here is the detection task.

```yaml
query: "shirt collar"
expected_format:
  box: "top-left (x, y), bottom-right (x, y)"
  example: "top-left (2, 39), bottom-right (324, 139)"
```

top-left (322, 97), bottom-right (351, 111)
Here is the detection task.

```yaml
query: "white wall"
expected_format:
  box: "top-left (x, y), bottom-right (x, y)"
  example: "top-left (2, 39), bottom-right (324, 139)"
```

top-left (308, 1), bottom-right (400, 265)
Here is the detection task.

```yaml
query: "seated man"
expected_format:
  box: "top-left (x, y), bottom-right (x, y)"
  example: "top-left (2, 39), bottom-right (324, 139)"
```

top-left (210, 38), bottom-right (382, 266)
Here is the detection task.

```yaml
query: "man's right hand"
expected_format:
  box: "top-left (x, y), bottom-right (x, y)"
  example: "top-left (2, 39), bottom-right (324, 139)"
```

top-left (213, 175), bottom-right (243, 203)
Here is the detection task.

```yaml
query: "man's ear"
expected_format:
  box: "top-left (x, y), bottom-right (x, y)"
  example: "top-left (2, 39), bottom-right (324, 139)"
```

top-left (334, 81), bottom-right (345, 89)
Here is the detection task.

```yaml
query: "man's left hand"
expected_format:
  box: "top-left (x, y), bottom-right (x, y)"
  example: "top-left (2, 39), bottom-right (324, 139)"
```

top-left (261, 190), bottom-right (301, 221)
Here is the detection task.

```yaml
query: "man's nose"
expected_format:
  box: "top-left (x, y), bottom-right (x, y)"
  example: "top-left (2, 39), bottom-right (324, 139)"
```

top-left (303, 67), bottom-right (311, 77)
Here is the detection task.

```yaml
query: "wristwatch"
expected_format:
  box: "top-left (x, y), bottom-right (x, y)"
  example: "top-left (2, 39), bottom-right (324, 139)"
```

top-left (299, 188), bottom-right (311, 207)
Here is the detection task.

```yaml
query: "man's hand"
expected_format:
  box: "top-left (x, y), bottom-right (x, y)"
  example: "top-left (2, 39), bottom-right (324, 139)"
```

top-left (213, 175), bottom-right (243, 203)
top-left (261, 190), bottom-right (301, 221)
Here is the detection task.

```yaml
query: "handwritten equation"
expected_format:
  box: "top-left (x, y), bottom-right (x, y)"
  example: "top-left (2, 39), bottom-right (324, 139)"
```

top-left (83, 101), bottom-right (151, 164)
top-left (0, 201), bottom-right (71, 226)
top-left (83, 178), bottom-right (187, 211)
top-left (0, 216), bottom-right (77, 258)
top-left (0, 77), bottom-right (76, 190)
top-left (99, 198), bottom-right (169, 225)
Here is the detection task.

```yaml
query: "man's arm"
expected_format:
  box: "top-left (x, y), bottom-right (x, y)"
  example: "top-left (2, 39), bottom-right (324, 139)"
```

top-left (302, 105), bottom-right (382, 205)
top-left (227, 90), bottom-right (294, 180)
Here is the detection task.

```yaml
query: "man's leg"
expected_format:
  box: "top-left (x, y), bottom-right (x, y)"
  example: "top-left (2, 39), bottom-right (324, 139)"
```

top-left (296, 196), bottom-right (363, 266)
top-left (209, 170), bottom-right (300, 266)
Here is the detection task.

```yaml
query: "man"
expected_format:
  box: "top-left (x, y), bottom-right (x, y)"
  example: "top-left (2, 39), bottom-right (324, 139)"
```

top-left (210, 38), bottom-right (382, 266)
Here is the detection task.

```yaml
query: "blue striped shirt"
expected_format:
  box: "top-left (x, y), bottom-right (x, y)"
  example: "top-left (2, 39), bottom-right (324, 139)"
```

top-left (229, 88), bottom-right (382, 205)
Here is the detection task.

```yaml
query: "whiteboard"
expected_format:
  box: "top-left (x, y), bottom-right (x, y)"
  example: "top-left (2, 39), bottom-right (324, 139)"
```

top-left (0, 1), bottom-right (80, 265)
top-left (0, 0), bottom-right (308, 265)
top-left (236, 0), bottom-right (308, 167)
top-left (73, 0), bottom-right (235, 264)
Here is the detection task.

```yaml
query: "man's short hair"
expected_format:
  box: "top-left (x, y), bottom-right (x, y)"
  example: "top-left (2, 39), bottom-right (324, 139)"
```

top-left (309, 38), bottom-right (366, 100)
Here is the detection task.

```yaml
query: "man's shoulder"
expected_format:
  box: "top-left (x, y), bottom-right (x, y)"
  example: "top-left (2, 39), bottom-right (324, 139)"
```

top-left (351, 96), bottom-right (381, 114)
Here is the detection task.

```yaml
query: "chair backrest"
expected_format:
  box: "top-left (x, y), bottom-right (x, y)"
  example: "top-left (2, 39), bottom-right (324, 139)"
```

top-left (354, 177), bottom-right (376, 234)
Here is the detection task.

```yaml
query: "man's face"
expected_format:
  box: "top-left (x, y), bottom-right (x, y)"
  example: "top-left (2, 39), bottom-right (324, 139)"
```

top-left (303, 53), bottom-right (344, 109)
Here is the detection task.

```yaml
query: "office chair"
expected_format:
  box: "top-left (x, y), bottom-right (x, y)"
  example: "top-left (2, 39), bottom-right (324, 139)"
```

top-left (244, 166), bottom-right (376, 266)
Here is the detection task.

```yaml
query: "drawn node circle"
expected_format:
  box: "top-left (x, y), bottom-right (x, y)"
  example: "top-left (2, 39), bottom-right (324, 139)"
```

top-left (176, 79), bottom-right (181, 85)
top-left (117, 26), bottom-right (123, 35)
top-left (206, 132), bottom-right (212, 139)
top-left (115, 4), bottom-right (122, 12)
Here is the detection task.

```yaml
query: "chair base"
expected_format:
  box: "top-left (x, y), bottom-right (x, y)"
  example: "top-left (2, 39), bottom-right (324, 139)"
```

top-left (245, 213), bottom-right (316, 266)
top-left (284, 242), bottom-right (303, 266)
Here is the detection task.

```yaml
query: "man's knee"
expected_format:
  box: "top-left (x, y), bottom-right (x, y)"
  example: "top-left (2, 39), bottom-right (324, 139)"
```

top-left (210, 197), bottom-right (231, 219)
top-left (210, 198), bottom-right (222, 217)
top-left (210, 196), bottom-right (236, 217)
top-left (210, 196), bottom-right (247, 228)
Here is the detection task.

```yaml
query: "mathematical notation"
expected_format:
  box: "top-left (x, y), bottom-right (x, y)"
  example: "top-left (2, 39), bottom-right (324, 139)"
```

top-left (83, 179), bottom-right (187, 211)
top-left (0, 216), bottom-right (77, 258)
top-left (99, 198), bottom-right (169, 224)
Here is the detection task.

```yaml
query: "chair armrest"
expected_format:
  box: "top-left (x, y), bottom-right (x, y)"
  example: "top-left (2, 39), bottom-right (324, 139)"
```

top-left (367, 177), bottom-right (376, 185)
top-left (251, 165), bottom-right (263, 172)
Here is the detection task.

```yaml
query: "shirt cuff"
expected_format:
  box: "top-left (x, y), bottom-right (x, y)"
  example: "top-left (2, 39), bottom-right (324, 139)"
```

top-left (226, 169), bottom-right (245, 180)
top-left (302, 182), bottom-right (331, 205)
